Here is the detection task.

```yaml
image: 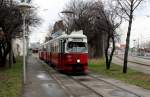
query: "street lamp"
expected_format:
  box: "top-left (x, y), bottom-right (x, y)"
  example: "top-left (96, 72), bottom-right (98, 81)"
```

top-left (17, 2), bottom-right (31, 84)
top-left (60, 10), bottom-right (75, 33)
top-left (61, 10), bottom-right (74, 14)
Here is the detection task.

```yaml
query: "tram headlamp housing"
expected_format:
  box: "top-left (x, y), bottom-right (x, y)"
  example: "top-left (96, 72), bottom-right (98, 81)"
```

top-left (77, 59), bottom-right (80, 63)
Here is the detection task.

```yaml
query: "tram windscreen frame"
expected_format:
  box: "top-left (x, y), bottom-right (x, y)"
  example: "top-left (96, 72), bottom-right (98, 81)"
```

top-left (67, 42), bottom-right (88, 53)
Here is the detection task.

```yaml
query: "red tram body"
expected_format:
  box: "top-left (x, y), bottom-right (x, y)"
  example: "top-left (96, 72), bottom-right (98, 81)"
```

top-left (39, 31), bottom-right (88, 73)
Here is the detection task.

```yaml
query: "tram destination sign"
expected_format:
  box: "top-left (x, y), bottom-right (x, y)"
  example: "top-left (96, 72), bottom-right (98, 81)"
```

top-left (72, 38), bottom-right (83, 42)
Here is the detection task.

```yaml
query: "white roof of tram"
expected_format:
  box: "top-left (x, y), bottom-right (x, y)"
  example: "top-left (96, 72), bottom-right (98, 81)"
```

top-left (67, 30), bottom-right (86, 38)
top-left (57, 30), bottom-right (87, 39)
top-left (44, 30), bottom-right (87, 45)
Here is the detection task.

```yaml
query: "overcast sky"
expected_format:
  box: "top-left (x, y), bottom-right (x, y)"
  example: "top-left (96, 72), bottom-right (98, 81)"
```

top-left (30, 0), bottom-right (70, 43)
top-left (121, 0), bottom-right (150, 46)
top-left (30, 0), bottom-right (150, 47)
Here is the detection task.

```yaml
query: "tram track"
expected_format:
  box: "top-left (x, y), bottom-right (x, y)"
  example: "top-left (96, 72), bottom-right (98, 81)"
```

top-left (46, 69), bottom-right (77, 97)
top-left (49, 70), bottom-right (103, 97)
top-left (39, 59), bottom-right (76, 97)
top-left (46, 66), bottom-right (141, 97)
top-left (40, 60), bottom-right (103, 97)
top-left (38, 57), bottom-right (142, 97)
top-left (68, 75), bottom-right (104, 97)
top-left (88, 74), bottom-right (142, 97)
top-left (70, 74), bottom-right (141, 97)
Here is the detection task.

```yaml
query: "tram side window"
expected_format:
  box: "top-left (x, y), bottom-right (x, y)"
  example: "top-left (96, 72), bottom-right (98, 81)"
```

top-left (48, 43), bottom-right (51, 52)
top-left (54, 43), bottom-right (56, 52)
top-left (43, 45), bottom-right (46, 51)
top-left (54, 41), bottom-right (59, 53)
top-left (54, 45), bottom-right (56, 52)
top-left (53, 44), bottom-right (54, 52)
top-left (57, 44), bottom-right (59, 52)
top-left (46, 44), bottom-right (48, 51)
top-left (59, 40), bottom-right (62, 53)
top-left (56, 45), bottom-right (58, 53)
top-left (51, 43), bottom-right (53, 52)
top-left (60, 40), bottom-right (65, 53)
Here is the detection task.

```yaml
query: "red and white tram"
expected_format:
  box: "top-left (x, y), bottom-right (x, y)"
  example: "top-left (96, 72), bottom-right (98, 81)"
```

top-left (39, 30), bottom-right (88, 73)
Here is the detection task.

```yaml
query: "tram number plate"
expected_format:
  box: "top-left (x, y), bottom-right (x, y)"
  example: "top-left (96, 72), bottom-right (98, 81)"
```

top-left (73, 38), bottom-right (83, 42)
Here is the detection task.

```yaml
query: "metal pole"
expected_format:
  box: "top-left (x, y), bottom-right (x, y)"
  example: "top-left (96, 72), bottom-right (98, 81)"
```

top-left (23, 14), bottom-right (26, 84)
top-left (18, 2), bottom-right (31, 84)
top-left (26, 35), bottom-right (29, 63)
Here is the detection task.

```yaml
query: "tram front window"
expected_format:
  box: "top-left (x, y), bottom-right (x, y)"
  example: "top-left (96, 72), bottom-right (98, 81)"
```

top-left (67, 42), bottom-right (87, 52)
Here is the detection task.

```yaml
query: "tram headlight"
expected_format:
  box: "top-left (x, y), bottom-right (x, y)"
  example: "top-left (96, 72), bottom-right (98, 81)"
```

top-left (77, 59), bottom-right (80, 63)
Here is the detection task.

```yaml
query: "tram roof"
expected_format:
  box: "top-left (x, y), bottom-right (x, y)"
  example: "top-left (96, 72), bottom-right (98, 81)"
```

top-left (42, 30), bottom-right (87, 45)
top-left (52, 30), bottom-right (86, 40)
top-left (58, 30), bottom-right (86, 39)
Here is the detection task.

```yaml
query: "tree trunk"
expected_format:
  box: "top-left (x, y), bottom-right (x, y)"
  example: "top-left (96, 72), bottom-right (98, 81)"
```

top-left (94, 33), bottom-right (104, 58)
top-left (9, 39), bottom-right (13, 68)
top-left (108, 36), bottom-right (115, 68)
top-left (123, 11), bottom-right (133, 73)
top-left (13, 53), bottom-right (16, 63)
top-left (0, 40), bottom-right (11, 67)
top-left (105, 35), bottom-right (110, 69)
top-left (105, 33), bottom-right (116, 70)
top-left (101, 34), bottom-right (105, 57)
top-left (0, 57), bottom-right (6, 67)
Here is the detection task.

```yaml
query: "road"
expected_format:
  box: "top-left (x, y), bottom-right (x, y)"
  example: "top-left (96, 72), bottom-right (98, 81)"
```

top-left (112, 55), bottom-right (150, 74)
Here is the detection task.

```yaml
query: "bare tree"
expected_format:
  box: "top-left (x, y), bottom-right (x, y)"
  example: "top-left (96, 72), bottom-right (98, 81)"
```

top-left (99, 1), bottom-right (122, 69)
top-left (0, 0), bottom-right (40, 67)
top-left (62, 0), bottom-right (122, 69)
top-left (116, 0), bottom-right (144, 73)
top-left (62, 0), bottom-right (106, 58)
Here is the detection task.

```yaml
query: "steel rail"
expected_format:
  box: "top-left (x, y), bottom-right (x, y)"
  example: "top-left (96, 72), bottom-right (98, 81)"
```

top-left (88, 74), bottom-right (142, 97)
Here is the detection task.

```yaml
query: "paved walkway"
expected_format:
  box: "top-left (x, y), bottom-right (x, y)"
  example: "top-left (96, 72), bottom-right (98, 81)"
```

top-left (112, 56), bottom-right (150, 74)
top-left (116, 55), bottom-right (150, 66)
top-left (22, 56), bottom-right (68, 97)
top-left (137, 56), bottom-right (150, 60)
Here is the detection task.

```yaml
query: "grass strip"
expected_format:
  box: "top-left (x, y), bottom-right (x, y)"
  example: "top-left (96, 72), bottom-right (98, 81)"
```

top-left (0, 57), bottom-right (23, 97)
top-left (89, 58), bottom-right (150, 90)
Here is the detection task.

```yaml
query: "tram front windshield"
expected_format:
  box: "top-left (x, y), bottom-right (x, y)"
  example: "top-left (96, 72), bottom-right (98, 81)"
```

top-left (67, 42), bottom-right (87, 53)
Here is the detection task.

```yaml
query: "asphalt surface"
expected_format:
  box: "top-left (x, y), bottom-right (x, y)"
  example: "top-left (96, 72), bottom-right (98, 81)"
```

top-left (112, 55), bottom-right (150, 74)
top-left (22, 56), bottom-right (69, 97)
top-left (118, 55), bottom-right (150, 66)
